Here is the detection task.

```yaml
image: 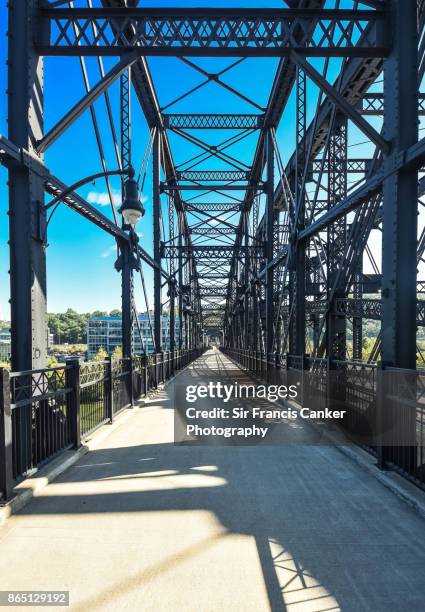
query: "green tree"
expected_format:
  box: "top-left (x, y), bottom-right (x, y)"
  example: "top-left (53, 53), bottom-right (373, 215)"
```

top-left (112, 346), bottom-right (123, 360)
top-left (48, 309), bottom-right (89, 344)
top-left (92, 310), bottom-right (108, 317)
top-left (94, 346), bottom-right (108, 361)
top-left (109, 309), bottom-right (122, 317)
top-left (47, 355), bottom-right (59, 368)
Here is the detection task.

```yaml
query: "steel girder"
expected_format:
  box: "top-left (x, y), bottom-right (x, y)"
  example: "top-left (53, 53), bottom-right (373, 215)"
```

top-left (199, 287), bottom-right (228, 297)
top-left (163, 114), bottom-right (264, 130)
top-left (162, 246), bottom-right (262, 259)
top-left (190, 228), bottom-right (236, 236)
top-left (287, 298), bottom-right (425, 328)
top-left (175, 170), bottom-right (250, 182)
top-left (309, 158), bottom-right (373, 174)
top-left (359, 93), bottom-right (425, 115)
top-left (185, 203), bottom-right (241, 213)
top-left (37, 7), bottom-right (387, 57)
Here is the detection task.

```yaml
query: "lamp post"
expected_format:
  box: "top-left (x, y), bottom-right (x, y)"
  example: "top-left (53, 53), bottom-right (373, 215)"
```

top-left (116, 166), bottom-right (146, 369)
top-left (119, 167), bottom-right (145, 228)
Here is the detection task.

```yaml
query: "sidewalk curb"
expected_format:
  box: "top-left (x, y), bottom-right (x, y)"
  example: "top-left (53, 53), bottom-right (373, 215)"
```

top-left (319, 428), bottom-right (425, 520)
top-left (0, 405), bottom-right (139, 527)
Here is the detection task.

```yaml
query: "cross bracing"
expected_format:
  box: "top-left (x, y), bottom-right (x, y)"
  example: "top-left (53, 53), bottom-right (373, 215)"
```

top-left (1, 0), bottom-right (424, 370)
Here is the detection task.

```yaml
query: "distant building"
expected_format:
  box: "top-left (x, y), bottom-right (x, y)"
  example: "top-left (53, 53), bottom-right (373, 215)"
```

top-left (87, 314), bottom-right (179, 359)
top-left (0, 328), bottom-right (11, 362)
top-left (0, 327), bottom-right (54, 362)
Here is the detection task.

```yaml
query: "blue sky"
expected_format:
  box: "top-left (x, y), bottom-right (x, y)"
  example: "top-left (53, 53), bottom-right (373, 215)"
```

top-left (0, 1), bottom-right (398, 318)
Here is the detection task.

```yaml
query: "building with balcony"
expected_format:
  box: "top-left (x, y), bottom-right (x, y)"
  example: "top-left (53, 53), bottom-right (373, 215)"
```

top-left (87, 314), bottom-right (179, 359)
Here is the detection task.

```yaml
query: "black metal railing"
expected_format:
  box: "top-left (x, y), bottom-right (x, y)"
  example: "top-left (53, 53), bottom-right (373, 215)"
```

top-left (9, 365), bottom-right (72, 481)
top-left (221, 347), bottom-right (425, 491)
top-left (0, 348), bottom-right (203, 501)
top-left (79, 361), bottom-right (109, 437)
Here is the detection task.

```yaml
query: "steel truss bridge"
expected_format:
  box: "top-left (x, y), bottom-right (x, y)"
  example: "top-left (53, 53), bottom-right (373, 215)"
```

top-left (2, 0), bottom-right (425, 494)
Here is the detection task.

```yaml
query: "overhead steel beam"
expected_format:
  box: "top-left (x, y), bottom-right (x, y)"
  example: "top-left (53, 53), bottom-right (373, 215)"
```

top-left (163, 184), bottom-right (263, 192)
top-left (185, 202), bottom-right (241, 212)
top-left (190, 227), bottom-right (236, 236)
top-left (164, 114), bottom-right (264, 130)
top-left (163, 245), bottom-right (260, 259)
top-left (38, 7), bottom-right (388, 57)
top-left (176, 170), bottom-right (250, 182)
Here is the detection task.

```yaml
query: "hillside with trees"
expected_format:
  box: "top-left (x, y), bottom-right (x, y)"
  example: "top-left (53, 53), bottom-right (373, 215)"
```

top-left (47, 309), bottom-right (122, 344)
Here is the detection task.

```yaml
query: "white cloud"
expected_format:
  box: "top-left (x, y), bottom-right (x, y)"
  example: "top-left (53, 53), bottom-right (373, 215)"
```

top-left (87, 189), bottom-right (121, 207)
top-left (101, 244), bottom-right (117, 258)
top-left (87, 190), bottom-right (149, 208)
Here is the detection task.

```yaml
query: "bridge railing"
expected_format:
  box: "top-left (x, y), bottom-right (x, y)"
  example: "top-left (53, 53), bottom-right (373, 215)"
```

top-left (0, 348), bottom-right (203, 502)
top-left (221, 347), bottom-right (425, 490)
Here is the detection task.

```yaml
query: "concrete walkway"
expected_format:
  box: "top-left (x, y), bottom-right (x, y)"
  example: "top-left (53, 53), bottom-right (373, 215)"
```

top-left (1, 350), bottom-right (425, 611)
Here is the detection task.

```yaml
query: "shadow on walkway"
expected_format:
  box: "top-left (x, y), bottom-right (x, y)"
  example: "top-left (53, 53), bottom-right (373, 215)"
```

top-left (1, 350), bottom-right (425, 611)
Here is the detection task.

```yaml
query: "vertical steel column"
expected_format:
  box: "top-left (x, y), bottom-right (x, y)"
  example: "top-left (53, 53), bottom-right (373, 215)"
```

top-left (252, 196), bottom-right (259, 351)
top-left (120, 67), bottom-right (133, 360)
top-left (178, 213), bottom-right (183, 349)
top-left (352, 264), bottom-right (363, 360)
top-left (153, 130), bottom-right (162, 353)
top-left (120, 240), bottom-right (134, 359)
top-left (244, 213), bottom-right (250, 349)
top-left (8, 0), bottom-right (47, 371)
top-left (184, 247), bottom-right (190, 350)
top-left (326, 114), bottom-right (348, 360)
top-left (265, 130), bottom-right (275, 358)
top-left (168, 195), bottom-right (175, 355)
top-left (382, 0), bottom-right (418, 369)
top-left (293, 66), bottom-right (307, 356)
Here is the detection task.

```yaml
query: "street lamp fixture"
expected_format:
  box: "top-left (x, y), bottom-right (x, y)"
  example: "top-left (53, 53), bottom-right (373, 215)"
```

top-left (119, 167), bottom-right (145, 227)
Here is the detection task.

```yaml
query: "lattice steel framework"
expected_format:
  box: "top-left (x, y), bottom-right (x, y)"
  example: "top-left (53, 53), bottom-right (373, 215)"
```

top-left (38, 7), bottom-right (387, 57)
top-left (1, 0), bottom-right (424, 381)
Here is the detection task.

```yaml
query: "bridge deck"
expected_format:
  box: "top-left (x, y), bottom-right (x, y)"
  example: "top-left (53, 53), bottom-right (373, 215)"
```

top-left (1, 350), bottom-right (425, 611)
